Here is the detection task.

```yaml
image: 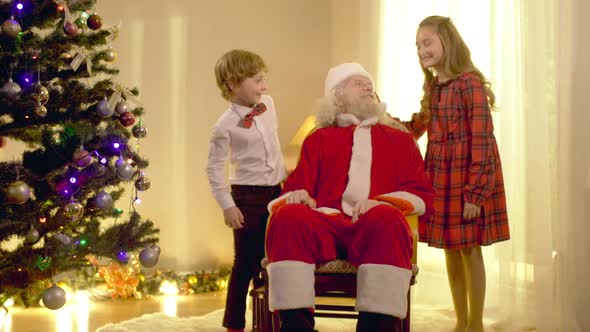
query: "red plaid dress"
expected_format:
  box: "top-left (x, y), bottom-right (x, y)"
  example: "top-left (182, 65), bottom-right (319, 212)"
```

top-left (405, 72), bottom-right (509, 249)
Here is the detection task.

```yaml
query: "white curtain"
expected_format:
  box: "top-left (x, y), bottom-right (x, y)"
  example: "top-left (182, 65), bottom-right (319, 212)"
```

top-left (375, 0), bottom-right (590, 330)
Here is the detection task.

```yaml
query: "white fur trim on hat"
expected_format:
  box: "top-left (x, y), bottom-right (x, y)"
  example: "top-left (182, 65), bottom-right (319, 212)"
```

top-left (325, 62), bottom-right (374, 96)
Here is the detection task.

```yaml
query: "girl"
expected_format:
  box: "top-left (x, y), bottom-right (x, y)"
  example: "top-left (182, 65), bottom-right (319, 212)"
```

top-left (408, 16), bottom-right (510, 332)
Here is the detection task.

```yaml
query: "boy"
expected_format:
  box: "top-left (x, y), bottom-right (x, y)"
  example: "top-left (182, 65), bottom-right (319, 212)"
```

top-left (207, 49), bottom-right (286, 332)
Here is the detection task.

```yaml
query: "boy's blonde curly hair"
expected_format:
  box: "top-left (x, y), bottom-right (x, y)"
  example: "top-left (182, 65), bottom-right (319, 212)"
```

top-left (214, 50), bottom-right (267, 101)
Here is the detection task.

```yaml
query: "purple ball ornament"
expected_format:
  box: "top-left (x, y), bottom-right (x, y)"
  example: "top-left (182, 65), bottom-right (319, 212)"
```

top-left (96, 98), bottom-right (113, 118)
top-left (64, 21), bottom-right (79, 36)
top-left (139, 247), bottom-right (159, 268)
top-left (117, 250), bottom-right (130, 264)
top-left (72, 148), bottom-right (92, 168)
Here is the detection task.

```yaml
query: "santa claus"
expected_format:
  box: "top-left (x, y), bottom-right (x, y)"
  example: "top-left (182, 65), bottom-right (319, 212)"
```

top-left (265, 62), bottom-right (434, 331)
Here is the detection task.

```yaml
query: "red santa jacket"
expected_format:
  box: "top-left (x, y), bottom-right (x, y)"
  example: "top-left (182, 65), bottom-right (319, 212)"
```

top-left (270, 121), bottom-right (434, 220)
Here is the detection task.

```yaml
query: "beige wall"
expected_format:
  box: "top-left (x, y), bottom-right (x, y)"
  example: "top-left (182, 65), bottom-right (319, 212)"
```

top-left (90, 0), bottom-right (375, 270)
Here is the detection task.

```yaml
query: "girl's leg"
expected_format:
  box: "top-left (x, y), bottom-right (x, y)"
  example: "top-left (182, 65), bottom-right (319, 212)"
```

top-left (445, 249), bottom-right (468, 332)
top-left (461, 246), bottom-right (486, 332)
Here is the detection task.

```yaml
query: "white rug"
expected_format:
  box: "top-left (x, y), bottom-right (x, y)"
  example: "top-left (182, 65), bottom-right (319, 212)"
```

top-left (96, 305), bottom-right (460, 332)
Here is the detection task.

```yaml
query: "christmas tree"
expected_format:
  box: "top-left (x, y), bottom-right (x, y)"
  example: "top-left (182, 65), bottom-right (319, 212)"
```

top-left (0, 0), bottom-right (159, 310)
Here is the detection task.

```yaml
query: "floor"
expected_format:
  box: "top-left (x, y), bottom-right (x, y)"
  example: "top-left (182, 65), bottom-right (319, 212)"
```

top-left (0, 292), bottom-right (229, 332)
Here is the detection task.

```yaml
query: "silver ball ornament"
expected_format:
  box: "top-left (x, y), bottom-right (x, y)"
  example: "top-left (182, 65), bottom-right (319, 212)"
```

top-left (139, 247), bottom-right (160, 268)
top-left (42, 285), bottom-right (67, 310)
top-left (117, 163), bottom-right (135, 180)
top-left (131, 125), bottom-right (148, 139)
top-left (94, 191), bottom-right (113, 209)
top-left (5, 180), bottom-right (31, 204)
top-left (1, 78), bottom-right (22, 97)
top-left (115, 101), bottom-right (129, 115)
top-left (152, 245), bottom-right (161, 255)
top-left (25, 228), bottom-right (40, 244)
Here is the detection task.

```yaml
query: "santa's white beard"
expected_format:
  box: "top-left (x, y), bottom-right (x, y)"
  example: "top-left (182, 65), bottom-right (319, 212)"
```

top-left (344, 99), bottom-right (380, 120)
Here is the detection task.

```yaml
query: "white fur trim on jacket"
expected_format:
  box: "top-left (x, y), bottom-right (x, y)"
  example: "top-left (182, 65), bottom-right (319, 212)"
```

top-left (377, 191), bottom-right (426, 216)
top-left (340, 114), bottom-right (378, 216)
top-left (356, 264), bottom-right (412, 318)
top-left (267, 260), bottom-right (315, 311)
top-left (267, 192), bottom-right (291, 213)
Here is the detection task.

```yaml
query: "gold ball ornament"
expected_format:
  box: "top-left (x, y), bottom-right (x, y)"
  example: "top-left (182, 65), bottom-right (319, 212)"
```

top-left (63, 201), bottom-right (84, 222)
top-left (1, 16), bottom-right (21, 38)
top-left (31, 84), bottom-right (49, 105)
top-left (104, 47), bottom-right (117, 62)
top-left (5, 181), bottom-right (31, 204)
top-left (34, 103), bottom-right (48, 117)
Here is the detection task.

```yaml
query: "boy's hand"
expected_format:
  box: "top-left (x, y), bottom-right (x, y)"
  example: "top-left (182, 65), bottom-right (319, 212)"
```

top-left (463, 202), bottom-right (481, 220)
top-left (286, 189), bottom-right (316, 208)
top-left (223, 206), bottom-right (244, 229)
top-left (352, 199), bottom-right (390, 223)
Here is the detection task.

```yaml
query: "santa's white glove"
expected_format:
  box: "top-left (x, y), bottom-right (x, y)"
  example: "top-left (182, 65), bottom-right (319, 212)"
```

top-left (352, 199), bottom-right (390, 223)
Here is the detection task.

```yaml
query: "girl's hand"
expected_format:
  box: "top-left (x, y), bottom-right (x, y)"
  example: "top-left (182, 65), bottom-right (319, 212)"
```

top-left (463, 202), bottom-right (481, 220)
top-left (223, 206), bottom-right (245, 229)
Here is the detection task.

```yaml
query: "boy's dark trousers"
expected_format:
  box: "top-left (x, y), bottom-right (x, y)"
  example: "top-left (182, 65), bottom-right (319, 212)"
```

top-left (222, 184), bottom-right (281, 330)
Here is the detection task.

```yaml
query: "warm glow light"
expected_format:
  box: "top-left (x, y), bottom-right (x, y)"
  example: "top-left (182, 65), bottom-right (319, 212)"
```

top-left (55, 305), bottom-right (73, 332)
top-left (0, 308), bottom-right (12, 332)
top-left (159, 280), bottom-right (179, 296)
top-left (289, 115), bottom-right (316, 147)
top-left (75, 291), bottom-right (90, 332)
top-left (162, 296), bottom-right (177, 317)
top-left (159, 280), bottom-right (179, 317)
top-left (2, 298), bottom-right (14, 308)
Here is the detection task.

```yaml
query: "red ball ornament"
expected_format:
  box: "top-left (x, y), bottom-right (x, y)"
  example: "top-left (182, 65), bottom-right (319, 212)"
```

top-left (64, 22), bottom-right (79, 36)
top-left (0, 136), bottom-right (6, 149)
top-left (87, 14), bottom-right (102, 30)
top-left (119, 112), bottom-right (135, 127)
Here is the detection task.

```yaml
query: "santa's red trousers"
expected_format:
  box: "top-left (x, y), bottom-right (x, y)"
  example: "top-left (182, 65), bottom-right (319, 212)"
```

top-left (265, 203), bottom-right (414, 318)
